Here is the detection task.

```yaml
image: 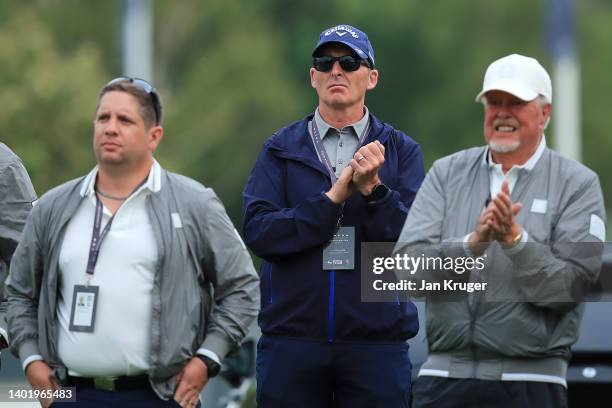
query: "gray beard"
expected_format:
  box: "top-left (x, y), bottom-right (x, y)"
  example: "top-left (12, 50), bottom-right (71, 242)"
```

top-left (489, 140), bottom-right (520, 153)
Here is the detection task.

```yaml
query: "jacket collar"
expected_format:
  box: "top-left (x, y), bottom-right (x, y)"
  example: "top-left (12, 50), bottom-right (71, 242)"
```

top-left (266, 112), bottom-right (392, 179)
top-left (80, 159), bottom-right (163, 198)
top-left (268, 112), bottom-right (391, 160)
top-left (313, 106), bottom-right (371, 142)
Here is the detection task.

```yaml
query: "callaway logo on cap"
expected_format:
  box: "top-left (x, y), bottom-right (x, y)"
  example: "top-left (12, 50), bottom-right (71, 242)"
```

top-left (324, 25), bottom-right (360, 39)
top-left (313, 24), bottom-right (376, 68)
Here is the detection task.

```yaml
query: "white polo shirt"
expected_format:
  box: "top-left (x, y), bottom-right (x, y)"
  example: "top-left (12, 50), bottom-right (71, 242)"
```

top-left (487, 135), bottom-right (546, 197)
top-left (56, 161), bottom-right (161, 377)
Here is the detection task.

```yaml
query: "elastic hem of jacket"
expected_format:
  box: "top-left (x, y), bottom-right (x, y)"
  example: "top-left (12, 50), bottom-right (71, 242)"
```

top-left (420, 351), bottom-right (568, 387)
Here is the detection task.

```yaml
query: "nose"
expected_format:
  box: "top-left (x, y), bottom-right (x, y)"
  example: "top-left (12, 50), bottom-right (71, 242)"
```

top-left (330, 60), bottom-right (344, 76)
top-left (494, 103), bottom-right (512, 118)
top-left (104, 116), bottom-right (119, 135)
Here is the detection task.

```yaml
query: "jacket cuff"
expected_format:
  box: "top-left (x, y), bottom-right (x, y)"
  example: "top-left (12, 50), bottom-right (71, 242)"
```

top-left (505, 231), bottom-right (535, 266)
top-left (196, 348), bottom-right (221, 365)
top-left (200, 331), bottom-right (232, 361)
top-left (18, 339), bottom-right (41, 367)
top-left (502, 229), bottom-right (529, 255)
top-left (22, 354), bottom-right (44, 372)
top-left (0, 327), bottom-right (8, 349)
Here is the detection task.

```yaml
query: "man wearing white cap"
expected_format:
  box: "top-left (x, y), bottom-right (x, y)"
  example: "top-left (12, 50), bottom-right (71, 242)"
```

top-left (394, 54), bottom-right (605, 407)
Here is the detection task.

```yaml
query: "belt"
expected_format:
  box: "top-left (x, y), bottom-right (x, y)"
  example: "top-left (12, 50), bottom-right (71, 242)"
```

top-left (67, 374), bottom-right (150, 391)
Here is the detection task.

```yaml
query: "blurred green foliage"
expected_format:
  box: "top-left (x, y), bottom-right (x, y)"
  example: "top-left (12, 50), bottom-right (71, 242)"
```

top-left (0, 0), bottom-right (611, 234)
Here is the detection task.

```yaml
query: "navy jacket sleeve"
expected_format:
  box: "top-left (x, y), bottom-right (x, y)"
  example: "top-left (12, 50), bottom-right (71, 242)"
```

top-left (243, 139), bottom-right (342, 261)
top-left (361, 133), bottom-right (425, 242)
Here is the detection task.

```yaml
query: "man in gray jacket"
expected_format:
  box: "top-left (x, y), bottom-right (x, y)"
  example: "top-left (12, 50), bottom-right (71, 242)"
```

top-left (6, 78), bottom-right (259, 408)
top-left (0, 143), bottom-right (36, 355)
top-left (395, 54), bottom-right (605, 407)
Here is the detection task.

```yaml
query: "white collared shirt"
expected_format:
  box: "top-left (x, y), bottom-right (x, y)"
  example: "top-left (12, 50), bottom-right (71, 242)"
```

top-left (56, 161), bottom-right (161, 376)
top-left (486, 135), bottom-right (546, 197)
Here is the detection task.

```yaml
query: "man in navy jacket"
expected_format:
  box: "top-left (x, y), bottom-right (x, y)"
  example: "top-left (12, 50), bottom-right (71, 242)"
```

top-left (243, 24), bottom-right (425, 407)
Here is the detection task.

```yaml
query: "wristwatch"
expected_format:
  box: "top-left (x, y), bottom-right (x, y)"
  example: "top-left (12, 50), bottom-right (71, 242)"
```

top-left (363, 183), bottom-right (388, 204)
top-left (509, 231), bottom-right (523, 248)
top-left (196, 354), bottom-right (221, 378)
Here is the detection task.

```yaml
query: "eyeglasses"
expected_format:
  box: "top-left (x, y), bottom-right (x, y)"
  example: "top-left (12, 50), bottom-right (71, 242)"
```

top-left (312, 55), bottom-right (371, 72)
top-left (106, 77), bottom-right (161, 125)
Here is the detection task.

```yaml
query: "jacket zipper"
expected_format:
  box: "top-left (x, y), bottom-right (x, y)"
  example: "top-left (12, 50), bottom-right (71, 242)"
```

top-left (328, 270), bottom-right (335, 342)
top-left (146, 197), bottom-right (166, 372)
top-left (268, 266), bottom-right (273, 304)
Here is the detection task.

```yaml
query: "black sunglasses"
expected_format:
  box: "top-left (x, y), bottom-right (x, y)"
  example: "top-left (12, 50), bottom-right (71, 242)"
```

top-left (313, 55), bottom-right (371, 72)
top-left (107, 77), bottom-right (161, 125)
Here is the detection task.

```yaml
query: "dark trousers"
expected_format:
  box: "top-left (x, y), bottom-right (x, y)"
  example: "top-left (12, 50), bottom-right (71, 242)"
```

top-left (412, 376), bottom-right (567, 408)
top-left (256, 335), bottom-right (412, 408)
top-left (50, 384), bottom-right (201, 408)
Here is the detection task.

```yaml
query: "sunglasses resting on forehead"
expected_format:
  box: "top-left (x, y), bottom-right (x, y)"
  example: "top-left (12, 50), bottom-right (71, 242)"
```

top-left (106, 77), bottom-right (162, 125)
top-left (312, 55), bottom-right (372, 72)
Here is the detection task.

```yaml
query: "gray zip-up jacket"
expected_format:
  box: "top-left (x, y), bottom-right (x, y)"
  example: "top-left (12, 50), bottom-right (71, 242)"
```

top-left (395, 145), bottom-right (605, 385)
top-left (6, 167), bottom-right (259, 399)
top-left (0, 142), bottom-right (36, 346)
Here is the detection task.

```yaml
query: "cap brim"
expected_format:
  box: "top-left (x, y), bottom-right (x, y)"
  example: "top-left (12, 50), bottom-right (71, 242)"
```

top-left (475, 80), bottom-right (539, 102)
top-left (312, 40), bottom-right (372, 66)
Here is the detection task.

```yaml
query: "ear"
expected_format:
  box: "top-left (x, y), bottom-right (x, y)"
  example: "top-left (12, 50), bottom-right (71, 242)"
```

top-left (366, 69), bottom-right (379, 91)
top-left (148, 126), bottom-right (164, 152)
top-left (310, 67), bottom-right (318, 89)
top-left (540, 103), bottom-right (552, 129)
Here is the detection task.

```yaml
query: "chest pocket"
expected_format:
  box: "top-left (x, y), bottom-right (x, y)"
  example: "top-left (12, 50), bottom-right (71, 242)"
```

top-left (517, 198), bottom-right (555, 244)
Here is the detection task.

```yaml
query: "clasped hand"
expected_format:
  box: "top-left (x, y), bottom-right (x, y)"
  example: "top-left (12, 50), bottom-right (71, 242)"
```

top-left (326, 141), bottom-right (385, 204)
top-left (469, 180), bottom-right (523, 255)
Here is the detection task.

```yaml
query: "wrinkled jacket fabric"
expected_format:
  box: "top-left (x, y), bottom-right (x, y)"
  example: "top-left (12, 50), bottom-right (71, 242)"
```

top-left (0, 142), bottom-right (36, 344)
top-left (6, 168), bottom-right (259, 399)
top-left (243, 113), bottom-right (425, 342)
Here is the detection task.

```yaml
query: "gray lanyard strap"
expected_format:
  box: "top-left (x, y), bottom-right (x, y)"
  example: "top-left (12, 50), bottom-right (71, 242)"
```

top-left (310, 118), bottom-right (370, 184)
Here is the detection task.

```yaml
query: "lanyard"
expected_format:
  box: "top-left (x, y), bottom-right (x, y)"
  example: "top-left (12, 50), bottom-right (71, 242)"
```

top-left (85, 198), bottom-right (115, 281)
top-left (84, 177), bottom-right (148, 283)
top-left (310, 118), bottom-right (370, 183)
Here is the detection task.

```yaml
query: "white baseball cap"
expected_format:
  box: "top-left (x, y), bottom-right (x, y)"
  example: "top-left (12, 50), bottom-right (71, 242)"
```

top-left (475, 54), bottom-right (552, 103)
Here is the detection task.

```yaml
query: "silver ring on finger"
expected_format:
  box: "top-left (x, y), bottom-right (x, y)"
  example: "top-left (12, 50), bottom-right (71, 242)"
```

top-left (357, 155), bottom-right (366, 162)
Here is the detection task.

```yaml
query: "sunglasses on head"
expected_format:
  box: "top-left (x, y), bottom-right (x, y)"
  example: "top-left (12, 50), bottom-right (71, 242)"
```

top-left (312, 55), bottom-right (371, 72)
top-left (107, 77), bottom-right (161, 125)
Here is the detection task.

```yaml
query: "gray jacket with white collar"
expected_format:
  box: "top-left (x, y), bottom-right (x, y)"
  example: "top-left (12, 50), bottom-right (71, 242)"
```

top-left (395, 145), bottom-right (605, 386)
top-left (5, 167), bottom-right (259, 399)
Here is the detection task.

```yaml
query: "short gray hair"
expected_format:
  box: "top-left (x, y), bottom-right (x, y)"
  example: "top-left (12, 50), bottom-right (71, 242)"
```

top-left (535, 95), bottom-right (551, 130)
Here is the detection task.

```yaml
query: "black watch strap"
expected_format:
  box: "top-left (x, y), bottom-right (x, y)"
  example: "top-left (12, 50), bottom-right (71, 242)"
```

top-left (363, 183), bottom-right (388, 204)
top-left (196, 354), bottom-right (221, 378)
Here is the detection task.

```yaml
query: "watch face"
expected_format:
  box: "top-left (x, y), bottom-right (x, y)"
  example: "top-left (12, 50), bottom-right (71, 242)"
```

top-left (366, 184), bottom-right (387, 202)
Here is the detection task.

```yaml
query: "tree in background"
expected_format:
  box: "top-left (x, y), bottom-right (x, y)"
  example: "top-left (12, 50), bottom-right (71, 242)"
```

top-left (0, 0), bottom-right (610, 231)
top-left (0, 3), bottom-right (108, 190)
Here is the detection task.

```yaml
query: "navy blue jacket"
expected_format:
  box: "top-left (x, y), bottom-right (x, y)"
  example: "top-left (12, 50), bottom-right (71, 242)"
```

top-left (243, 113), bottom-right (424, 343)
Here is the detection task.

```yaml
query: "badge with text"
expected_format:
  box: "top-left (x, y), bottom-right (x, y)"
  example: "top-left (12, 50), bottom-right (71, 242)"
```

top-left (323, 226), bottom-right (355, 270)
top-left (69, 285), bottom-right (99, 332)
